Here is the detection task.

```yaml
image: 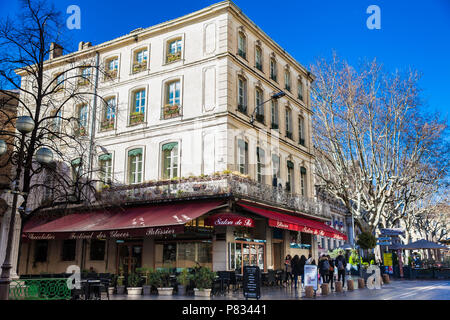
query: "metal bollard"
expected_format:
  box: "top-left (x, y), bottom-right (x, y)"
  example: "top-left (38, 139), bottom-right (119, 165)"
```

top-left (382, 274), bottom-right (390, 284)
top-left (335, 281), bottom-right (343, 292)
top-left (358, 278), bottom-right (365, 289)
top-left (305, 286), bottom-right (314, 298)
top-left (347, 279), bottom-right (354, 291)
top-left (321, 283), bottom-right (329, 295)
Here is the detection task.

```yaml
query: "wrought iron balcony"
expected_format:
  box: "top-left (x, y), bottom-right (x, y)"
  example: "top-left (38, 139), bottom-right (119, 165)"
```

top-left (94, 173), bottom-right (332, 220)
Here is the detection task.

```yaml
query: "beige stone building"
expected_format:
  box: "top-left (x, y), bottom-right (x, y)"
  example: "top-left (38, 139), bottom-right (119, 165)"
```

top-left (16, 1), bottom-right (347, 278)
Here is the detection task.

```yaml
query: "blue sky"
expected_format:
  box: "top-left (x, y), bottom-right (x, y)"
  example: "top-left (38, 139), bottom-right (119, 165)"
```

top-left (1, 0), bottom-right (449, 120)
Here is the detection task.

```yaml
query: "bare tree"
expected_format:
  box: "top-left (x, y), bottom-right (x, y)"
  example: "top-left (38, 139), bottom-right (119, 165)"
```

top-left (310, 53), bottom-right (449, 237)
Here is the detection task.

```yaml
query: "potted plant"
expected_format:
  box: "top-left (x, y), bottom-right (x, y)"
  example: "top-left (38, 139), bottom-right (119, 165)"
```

top-left (176, 269), bottom-right (191, 295)
top-left (127, 272), bottom-right (142, 295)
top-left (116, 268), bottom-right (125, 295)
top-left (108, 274), bottom-right (117, 295)
top-left (192, 267), bottom-right (216, 297)
top-left (156, 270), bottom-right (173, 295)
top-left (136, 267), bottom-right (153, 295)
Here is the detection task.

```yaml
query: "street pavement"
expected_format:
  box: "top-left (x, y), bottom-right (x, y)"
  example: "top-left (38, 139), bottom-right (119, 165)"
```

top-left (109, 279), bottom-right (450, 300)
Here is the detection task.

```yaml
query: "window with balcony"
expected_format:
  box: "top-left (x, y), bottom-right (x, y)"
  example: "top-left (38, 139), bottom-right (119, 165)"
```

top-left (162, 142), bottom-right (179, 179)
top-left (130, 89), bottom-right (145, 125)
top-left (300, 166), bottom-right (307, 196)
top-left (105, 57), bottom-right (119, 80)
top-left (163, 80), bottom-right (181, 119)
top-left (298, 115), bottom-right (305, 146)
top-left (287, 160), bottom-right (294, 192)
top-left (285, 108), bottom-right (292, 139)
top-left (75, 104), bottom-right (88, 136)
top-left (101, 97), bottom-right (116, 131)
top-left (255, 46), bottom-right (262, 71)
top-left (99, 153), bottom-right (112, 186)
top-left (255, 88), bottom-right (264, 123)
top-left (284, 70), bottom-right (291, 92)
top-left (270, 58), bottom-right (277, 82)
top-left (298, 80), bottom-right (303, 101)
top-left (257, 147), bottom-right (265, 184)
top-left (78, 67), bottom-right (91, 86)
top-left (237, 139), bottom-right (248, 174)
top-left (238, 32), bottom-right (247, 59)
top-left (128, 148), bottom-right (143, 184)
top-left (271, 100), bottom-right (279, 130)
top-left (166, 38), bottom-right (182, 63)
top-left (237, 77), bottom-right (247, 114)
top-left (132, 48), bottom-right (148, 74)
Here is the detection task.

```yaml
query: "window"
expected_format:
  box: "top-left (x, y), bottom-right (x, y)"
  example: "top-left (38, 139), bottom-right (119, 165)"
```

top-left (166, 38), bottom-right (182, 63)
top-left (101, 97), bottom-right (116, 131)
top-left (237, 77), bottom-right (247, 114)
top-left (298, 80), bottom-right (303, 101)
top-left (255, 46), bottom-right (262, 71)
top-left (61, 239), bottom-right (76, 261)
top-left (272, 154), bottom-right (280, 181)
top-left (34, 240), bottom-right (48, 262)
top-left (90, 239), bottom-right (106, 261)
top-left (270, 59), bottom-right (277, 81)
top-left (237, 139), bottom-right (248, 174)
top-left (238, 32), bottom-right (246, 59)
top-left (128, 148), bottom-right (143, 184)
top-left (163, 80), bottom-right (181, 119)
top-left (105, 57), bottom-right (118, 79)
top-left (298, 116), bottom-right (305, 146)
top-left (271, 100), bottom-right (279, 130)
top-left (50, 109), bottom-right (62, 135)
top-left (255, 88), bottom-right (264, 123)
top-left (55, 73), bottom-right (65, 91)
top-left (130, 89), bottom-right (145, 125)
top-left (161, 142), bottom-right (179, 179)
top-left (287, 160), bottom-right (294, 192)
top-left (285, 108), bottom-right (292, 139)
top-left (99, 153), bottom-right (112, 185)
top-left (78, 67), bottom-right (91, 86)
top-left (284, 70), bottom-right (291, 92)
top-left (76, 104), bottom-right (88, 136)
top-left (256, 147), bottom-right (265, 184)
top-left (300, 166), bottom-right (307, 196)
top-left (132, 48), bottom-right (148, 73)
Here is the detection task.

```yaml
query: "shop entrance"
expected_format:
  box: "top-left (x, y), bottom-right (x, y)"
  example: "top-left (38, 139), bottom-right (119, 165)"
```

top-left (273, 242), bottom-right (282, 270)
top-left (116, 241), bottom-right (143, 275)
top-left (231, 240), bottom-right (266, 274)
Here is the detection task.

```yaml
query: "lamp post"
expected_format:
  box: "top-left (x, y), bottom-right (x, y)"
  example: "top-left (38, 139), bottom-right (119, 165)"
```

top-left (249, 91), bottom-right (286, 125)
top-left (0, 116), bottom-right (53, 300)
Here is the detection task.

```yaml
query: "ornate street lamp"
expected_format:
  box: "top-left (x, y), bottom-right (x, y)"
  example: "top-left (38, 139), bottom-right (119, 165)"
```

top-left (249, 91), bottom-right (286, 125)
top-left (35, 147), bottom-right (54, 165)
top-left (0, 140), bottom-right (6, 156)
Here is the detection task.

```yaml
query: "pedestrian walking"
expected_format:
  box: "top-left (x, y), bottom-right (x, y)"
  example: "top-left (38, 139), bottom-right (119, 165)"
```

top-left (284, 254), bottom-right (293, 286)
top-left (306, 253), bottom-right (313, 264)
top-left (291, 255), bottom-right (301, 289)
top-left (299, 255), bottom-right (307, 289)
top-left (327, 255), bottom-right (335, 290)
top-left (318, 254), bottom-right (330, 284)
top-left (336, 252), bottom-right (347, 286)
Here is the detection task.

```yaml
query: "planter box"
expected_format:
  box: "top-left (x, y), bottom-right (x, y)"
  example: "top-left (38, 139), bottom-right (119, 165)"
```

top-left (116, 285), bottom-right (125, 295)
top-left (127, 287), bottom-right (142, 295)
top-left (157, 287), bottom-right (173, 296)
top-left (108, 287), bottom-right (115, 295)
top-left (194, 288), bottom-right (211, 297)
top-left (142, 285), bottom-right (152, 295)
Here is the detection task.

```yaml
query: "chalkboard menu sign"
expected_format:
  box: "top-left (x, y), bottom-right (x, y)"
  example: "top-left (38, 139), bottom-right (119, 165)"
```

top-left (243, 266), bottom-right (261, 300)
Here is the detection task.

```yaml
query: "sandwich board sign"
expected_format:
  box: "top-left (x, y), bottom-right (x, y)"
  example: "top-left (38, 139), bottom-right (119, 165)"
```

top-left (243, 265), bottom-right (261, 300)
top-left (304, 265), bottom-right (318, 292)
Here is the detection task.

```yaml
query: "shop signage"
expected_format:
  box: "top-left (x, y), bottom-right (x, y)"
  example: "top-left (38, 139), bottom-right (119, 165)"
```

top-left (205, 214), bottom-right (254, 227)
top-left (243, 265), bottom-right (261, 300)
top-left (304, 265), bottom-right (318, 291)
top-left (268, 219), bottom-right (346, 241)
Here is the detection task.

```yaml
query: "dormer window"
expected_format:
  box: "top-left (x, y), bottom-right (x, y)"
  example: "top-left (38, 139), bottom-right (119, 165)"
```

top-left (132, 48), bottom-right (148, 74)
top-left (166, 38), bottom-right (182, 63)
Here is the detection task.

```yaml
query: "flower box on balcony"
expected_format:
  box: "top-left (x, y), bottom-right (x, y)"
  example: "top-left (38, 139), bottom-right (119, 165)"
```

top-left (75, 126), bottom-right (86, 136)
top-left (132, 61), bottom-right (147, 74)
top-left (130, 112), bottom-right (144, 125)
top-left (166, 51), bottom-right (181, 63)
top-left (101, 120), bottom-right (114, 131)
top-left (163, 104), bottom-right (181, 119)
top-left (105, 70), bottom-right (118, 80)
top-left (78, 78), bottom-right (89, 86)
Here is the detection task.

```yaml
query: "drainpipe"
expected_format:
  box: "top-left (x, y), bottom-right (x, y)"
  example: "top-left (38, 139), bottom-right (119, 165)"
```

top-left (87, 51), bottom-right (100, 183)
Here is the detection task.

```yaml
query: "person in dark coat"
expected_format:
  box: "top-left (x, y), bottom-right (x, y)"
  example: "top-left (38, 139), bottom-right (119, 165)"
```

top-left (291, 255), bottom-right (301, 289)
top-left (299, 255), bottom-right (307, 288)
top-left (335, 252), bottom-right (347, 285)
top-left (327, 255), bottom-right (335, 290)
top-left (318, 255), bottom-right (329, 284)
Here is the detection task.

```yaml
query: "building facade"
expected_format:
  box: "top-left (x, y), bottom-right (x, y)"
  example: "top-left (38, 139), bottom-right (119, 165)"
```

top-left (16, 1), bottom-right (347, 277)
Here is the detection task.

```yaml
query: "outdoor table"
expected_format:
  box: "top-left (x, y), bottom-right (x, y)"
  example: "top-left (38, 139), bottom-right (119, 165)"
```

top-left (81, 280), bottom-right (101, 300)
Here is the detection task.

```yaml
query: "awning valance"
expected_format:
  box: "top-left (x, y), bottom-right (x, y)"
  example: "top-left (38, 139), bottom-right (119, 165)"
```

top-left (238, 202), bottom-right (347, 241)
top-left (99, 153), bottom-right (112, 161)
top-left (23, 200), bottom-right (224, 240)
top-left (204, 214), bottom-right (254, 227)
top-left (162, 142), bottom-right (178, 152)
top-left (128, 148), bottom-right (142, 157)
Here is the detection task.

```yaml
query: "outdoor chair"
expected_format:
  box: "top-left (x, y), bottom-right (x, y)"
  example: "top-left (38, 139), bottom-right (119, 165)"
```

top-left (267, 270), bottom-right (276, 286)
top-left (211, 278), bottom-right (223, 296)
top-left (217, 271), bottom-right (231, 293)
top-left (228, 271), bottom-right (239, 291)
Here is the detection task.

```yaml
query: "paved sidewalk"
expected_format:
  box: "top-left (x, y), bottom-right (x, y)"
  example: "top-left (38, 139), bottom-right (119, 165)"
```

top-left (108, 279), bottom-right (450, 300)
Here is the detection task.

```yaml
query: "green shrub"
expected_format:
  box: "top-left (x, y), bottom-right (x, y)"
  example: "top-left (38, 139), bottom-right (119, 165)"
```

top-left (127, 273), bottom-right (141, 287)
top-left (192, 267), bottom-right (216, 290)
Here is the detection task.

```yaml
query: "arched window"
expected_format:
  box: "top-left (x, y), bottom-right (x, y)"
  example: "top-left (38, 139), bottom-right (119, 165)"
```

top-left (163, 80), bottom-right (181, 119)
top-left (270, 58), bottom-right (277, 81)
top-left (101, 97), bottom-right (116, 131)
top-left (255, 87), bottom-right (264, 123)
top-left (271, 100), bottom-right (279, 130)
top-left (132, 47), bottom-right (148, 74)
top-left (300, 166), bottom-right (307, 196)
top-left (298, 115), bottom-right (305, 146)
top-left (255, 46), bottom-right (262, 71)
top-left (285, 107), bottom-right (292, 139)
top-left (238, 32), bottom-right (246, 59)
top-left (130, 89), bottom-right (146, 125)
top-left (284, 70), bottom-right (291, 92)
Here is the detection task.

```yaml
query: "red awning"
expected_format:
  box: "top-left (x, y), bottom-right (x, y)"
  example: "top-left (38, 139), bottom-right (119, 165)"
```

top-left (238, 202), bottom-right (347, 240)
top-left (205, 213), bottom-right (254, 227)
top-left (23, 200), bottom-right (224, 240)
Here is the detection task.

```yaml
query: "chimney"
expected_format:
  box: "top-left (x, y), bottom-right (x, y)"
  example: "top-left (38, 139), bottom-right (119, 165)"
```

top-left (49, 42), bottom-right (63, 59)
top-left (82, 42), bottom-right (92, 49)
top-left (78, 41), bottom-right (85, 51)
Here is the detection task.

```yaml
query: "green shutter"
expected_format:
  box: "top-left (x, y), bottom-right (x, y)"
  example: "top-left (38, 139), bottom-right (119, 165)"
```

top-left (71, 158), bottom-right (81, 166)
top-left (99, 153), bottom-right (112, 161)
top-left (162, 142), bottom-right (178, 152)
top-left (128, 148), bottom-right (142, 157)
top-left (300, 166), bottom-right (307, 174)
top-left (287, 160), bottom-right (294, 169)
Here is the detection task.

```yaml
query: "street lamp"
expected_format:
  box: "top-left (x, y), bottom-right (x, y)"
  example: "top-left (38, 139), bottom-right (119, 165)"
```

top-left (249, 91), bottom-right (286, 125)
top-left (0, 116), bottom-right (53, 300)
